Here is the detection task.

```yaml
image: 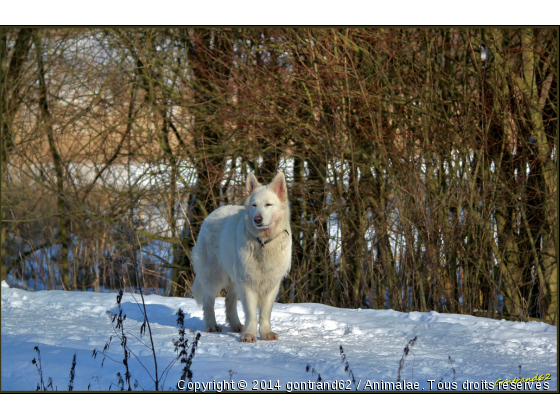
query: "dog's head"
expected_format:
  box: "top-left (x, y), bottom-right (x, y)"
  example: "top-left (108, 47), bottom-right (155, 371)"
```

top-left (245, 172), bottom-right (288, 236)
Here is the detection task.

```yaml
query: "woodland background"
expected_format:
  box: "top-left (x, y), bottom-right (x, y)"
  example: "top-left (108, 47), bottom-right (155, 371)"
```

top-left (1, 28), bottom-right (557, 324)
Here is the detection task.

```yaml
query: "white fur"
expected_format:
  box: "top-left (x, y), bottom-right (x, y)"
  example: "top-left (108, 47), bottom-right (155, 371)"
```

top-left (191, 172), bottom-right (292, 342)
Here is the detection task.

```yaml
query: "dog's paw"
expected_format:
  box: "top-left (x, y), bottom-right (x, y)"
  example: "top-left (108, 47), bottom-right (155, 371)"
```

top-left (241, 333), bottom-right (257, 343)
top-left (261, 332), bottom-right (278, 341)
top-left (206, 325), bottom-right (222, 333)
top-left (231, 325), bottom-right (245, 333)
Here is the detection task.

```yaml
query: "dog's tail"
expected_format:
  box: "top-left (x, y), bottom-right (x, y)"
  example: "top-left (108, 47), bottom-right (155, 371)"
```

top-left (191, 277), bottom-right (203, 306)
top-left (191, 243), bottom-right (204, 306)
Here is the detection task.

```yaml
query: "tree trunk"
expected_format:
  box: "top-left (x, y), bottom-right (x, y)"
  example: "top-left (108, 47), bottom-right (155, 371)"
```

top-left (34, 31), bottom-right (71, 290)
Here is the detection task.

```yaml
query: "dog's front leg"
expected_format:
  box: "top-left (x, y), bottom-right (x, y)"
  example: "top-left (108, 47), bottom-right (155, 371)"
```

top-left (241, 285), bottom-right (258, 343)
top-left (259, 284), bottom-right (279, 341)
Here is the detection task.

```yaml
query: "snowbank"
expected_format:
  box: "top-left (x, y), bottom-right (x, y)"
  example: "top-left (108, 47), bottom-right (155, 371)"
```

top-left (1, 283), bottom-right (556, 391)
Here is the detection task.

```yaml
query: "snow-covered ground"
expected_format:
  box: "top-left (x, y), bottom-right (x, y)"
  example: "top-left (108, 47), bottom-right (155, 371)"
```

top-left (1, 280), bottom-right (557, 392)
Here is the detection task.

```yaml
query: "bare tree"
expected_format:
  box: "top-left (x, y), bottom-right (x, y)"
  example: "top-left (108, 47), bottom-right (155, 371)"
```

top-left (2, 27), bottom-right (556, 324)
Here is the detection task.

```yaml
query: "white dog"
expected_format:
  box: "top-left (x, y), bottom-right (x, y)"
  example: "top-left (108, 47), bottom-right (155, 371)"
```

top-left (191, 172), bottom-right (292, 343)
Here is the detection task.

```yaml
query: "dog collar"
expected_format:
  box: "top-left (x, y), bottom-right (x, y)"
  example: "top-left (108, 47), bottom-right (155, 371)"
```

top-left (253, 230), bottom-right (290, 249)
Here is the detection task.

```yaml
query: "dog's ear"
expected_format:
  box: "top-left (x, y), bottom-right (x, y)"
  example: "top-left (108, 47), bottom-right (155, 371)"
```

top-left (269, 172), bottom-right (287, 201)
top-left (246, 173), bottom-right (261, 196)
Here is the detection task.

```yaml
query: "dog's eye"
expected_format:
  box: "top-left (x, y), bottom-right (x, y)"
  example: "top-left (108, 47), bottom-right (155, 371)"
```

top-left (265, 204), bottom-right (272, 207)
top-left (252, 204), bottom-right (257, 207)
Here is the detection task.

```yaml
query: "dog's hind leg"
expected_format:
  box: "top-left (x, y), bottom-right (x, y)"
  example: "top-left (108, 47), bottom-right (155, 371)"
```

top-left (202, 271), bottom-right (224, 333)
top-left (225, 284), bottom-right (244, 333)
top-left (203, 292), bottom-right (222, 333)
top-left (194, 263), bottom-right (223, 333)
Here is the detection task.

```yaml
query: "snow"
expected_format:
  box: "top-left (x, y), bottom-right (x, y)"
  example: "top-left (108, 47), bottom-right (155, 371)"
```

top-left (1, 280), bottom-right (557, 392)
